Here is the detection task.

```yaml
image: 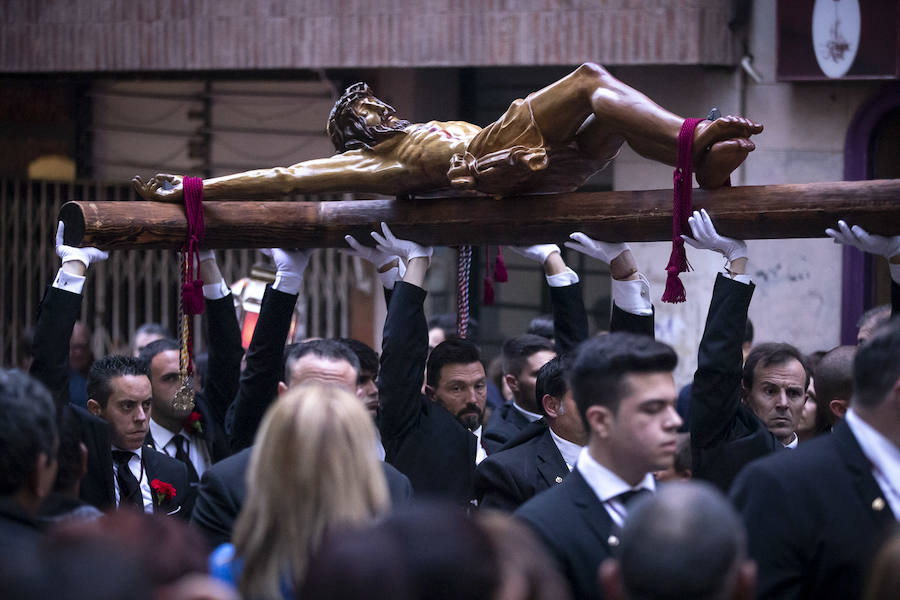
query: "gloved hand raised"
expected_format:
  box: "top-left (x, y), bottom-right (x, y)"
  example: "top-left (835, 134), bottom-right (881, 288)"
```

top-left (564, 233), bottom-right (629, 264)
top-left (681, 209), bottom-right (748, 262)
top-left (342, 234), bottom-right (407, 289)
top-left (55, 222), bottom-right (108, 271)
top-left (826, 221), bottom-right (900, 260)
top-left (262, 248), bottom-right (313, 295)
top-left (507, 244), bottom-right (561, 265)
top-left (370, 222), bottom-right (433, 263)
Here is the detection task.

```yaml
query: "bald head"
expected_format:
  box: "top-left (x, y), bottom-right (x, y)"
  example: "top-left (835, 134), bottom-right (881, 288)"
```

top-left (603, 482), bottom-right (754, 600)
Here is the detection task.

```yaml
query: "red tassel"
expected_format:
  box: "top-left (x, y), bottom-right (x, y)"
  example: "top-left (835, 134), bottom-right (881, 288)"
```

top-left (662, 267), bottom-right (687, 303)
top-left (182, 279), bottom-right (206, 315)
top-left (483, 275), bottom-right (495, 306)
top-left (493, 246), bottom-right (508, 282)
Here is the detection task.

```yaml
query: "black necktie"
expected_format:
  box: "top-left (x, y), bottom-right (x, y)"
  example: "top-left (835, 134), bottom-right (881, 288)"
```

top-left (112, 450), bottom-right (144, 510)
top-left (173, 435), bottom-right (199, 483)
top-left (616, 488), bottom-right (652, 507)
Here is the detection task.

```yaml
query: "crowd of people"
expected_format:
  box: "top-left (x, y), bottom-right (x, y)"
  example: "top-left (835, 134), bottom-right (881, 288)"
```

top-left (1, 212), bottom-right (899, 600)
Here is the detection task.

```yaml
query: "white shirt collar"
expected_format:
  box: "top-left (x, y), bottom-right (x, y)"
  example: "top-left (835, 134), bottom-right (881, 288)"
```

top-left (575, 446), bottom-right (655, 503)
top-left (149, 419), bottom-right (183, 450)
top-left (549, 427), bottom-right (583, 470)
top-left (785, 432), bottom-right (799, 449)
top-left (473, 425), bottom-right (487, 464)
top-left (512, 402), bottom-right (543, 423)
top-left (111, 445), bottom-right (143, 459)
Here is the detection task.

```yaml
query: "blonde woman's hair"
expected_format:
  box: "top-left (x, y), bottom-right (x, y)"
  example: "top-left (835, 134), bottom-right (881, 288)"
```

top-left (233, 382), bottom-right (390, 599)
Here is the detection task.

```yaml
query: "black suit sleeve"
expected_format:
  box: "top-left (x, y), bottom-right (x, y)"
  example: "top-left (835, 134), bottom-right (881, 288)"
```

top-left (474, 458), bottom-right (523, 512)
top-left (892, 279), bottom-right (899, 317)
top-left (610, 304), bottom-right (655, 338)
top-left (229, 286), bottom-right (298, 452)
top-left (377, 282), bottom-right (428, 442)
top-left (690, 275), bottom-right (755, 449)
top-left (202, 294), bottom-right (244, 432)
top-left (549, 283), bottom-right (589, 356)
top-left (191, 468), bottom-right (240, 549)
top-left (29, 286), bottom-right (81, 412)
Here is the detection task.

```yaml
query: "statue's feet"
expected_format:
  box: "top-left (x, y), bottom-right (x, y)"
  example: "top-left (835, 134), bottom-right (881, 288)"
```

top-left (695, 138), bottom-right (755, 188)
top-left (693, 115), bottom-right (763, 159)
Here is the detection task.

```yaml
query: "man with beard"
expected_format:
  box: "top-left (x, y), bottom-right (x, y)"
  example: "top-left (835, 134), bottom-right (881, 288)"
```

top-left (372, 222), bottom-right (490, 506)
top-left (134, 64), bottom-right (761, 201)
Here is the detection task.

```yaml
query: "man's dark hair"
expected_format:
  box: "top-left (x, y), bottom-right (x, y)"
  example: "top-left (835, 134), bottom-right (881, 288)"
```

top-left (136, 338), bottom-right (179, 373)
top-left (426, 338), bottom-right (482, 389)
top-left (742, 343), bottom-right (811, 392)
top-left (854, 318), bottom-right (900, 408)
top-left (337, 338), bottom-right (379, 379)
top-left (569, 333), bottom-right (677, 422)
top-left (135, 322), bottom-right (172, 340)
top-left (527, 314), bottom-right (555, 340)
top-left (326, 83), bottom-right (410, 152)
top-left (534, 354), bottom-right (571, 417)
top-left (282, 339), bottom-right (361, 386)
top-left (815, 346), bottom-right (856, 417)
top-left (427, 314), bottom-right (479, 345)
top-left (0, 369), bottom-right (57, 495)
top-left (617, 482), bottom-right (747, 600)
top-left (857, 304), bottom-right (891, 331)
top-left (501, 334), bottom-right (554, 377)
top-left (87, 355), bottom-right (148, 408)
top-left (743, 318), bottom-right (754, 345)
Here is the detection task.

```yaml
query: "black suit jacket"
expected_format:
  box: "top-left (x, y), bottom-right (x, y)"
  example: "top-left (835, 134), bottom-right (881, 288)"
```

top-left (378, 282), bottom-right (477, 505)
top-left (691, 274), bottom-right (784, 492)
top-left (515, 468), bottom-right (617, 600)
top-left (475, 424), bottom-right (569, 512)
top-left (28, 285), bottom-right (195, 519)
top-left (483, 404), bottom-right (534, 455)
top-left (228, 286), bottom-right (298, 451)
top-left (731, 422), bottom-right (895, 600)
top-left (190, 447), bottom-right (413, 549)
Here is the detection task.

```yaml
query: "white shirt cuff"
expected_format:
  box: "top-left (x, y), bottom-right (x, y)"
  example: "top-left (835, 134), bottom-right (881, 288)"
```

top-left (546, 268), bottom-right (579, 288)
top-left (202, 279), bottom-right (230, 300)
top-left (52, 268), bottom-right (86, 295)
top-left (731, 273), bottom-right (752, 285)
top-left (273, 273), bottom-right (302, 295)
top-left (890, 263), bottom-right (900, 285)
top-left (612, 274), bottom-right (652, 316)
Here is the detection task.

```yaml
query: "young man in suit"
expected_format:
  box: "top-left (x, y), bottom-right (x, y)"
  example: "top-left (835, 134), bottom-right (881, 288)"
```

top-left (85, 356), bottom-right (193, 519)
top-left (515, 332), bottom-right (681, 600)
top-left (731, 318), bottom-right (900, 600)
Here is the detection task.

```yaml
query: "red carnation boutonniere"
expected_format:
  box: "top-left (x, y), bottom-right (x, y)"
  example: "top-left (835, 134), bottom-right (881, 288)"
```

top-left (151, 479), bottom-right (176, 505)
top-left (183, 411), bottom-right (203, 435)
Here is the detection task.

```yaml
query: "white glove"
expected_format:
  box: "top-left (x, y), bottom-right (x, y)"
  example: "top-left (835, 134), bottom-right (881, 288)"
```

top-left (564, 232), bottom-right (629, 264)
top-left (262, 248), bottom-right (312, 295)
top-left (507, 244), bottom-right (561, 264)
top-left (342, 234), bottom-right (406, 289)
top-left (681, 209), bottom-right (748, 262)
top-left (197, 249), bottom-right (215, 263)
top-left (55, 222), bottom-right (108, 268)
top-left (370, 222), bottom-right (433, 263)
top-left (825, 221), bottom-right (900, 260)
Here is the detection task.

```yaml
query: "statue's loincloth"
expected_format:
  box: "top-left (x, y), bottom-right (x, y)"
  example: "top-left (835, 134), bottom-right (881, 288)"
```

top-left (447, 97), bottom-right (608, 195)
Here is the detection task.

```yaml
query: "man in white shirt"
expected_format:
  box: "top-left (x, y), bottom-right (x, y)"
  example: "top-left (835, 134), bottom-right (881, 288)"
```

top-left (515, 331), bottom-right (681, 600)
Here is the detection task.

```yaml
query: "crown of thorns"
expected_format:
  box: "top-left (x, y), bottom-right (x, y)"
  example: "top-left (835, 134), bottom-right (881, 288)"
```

top-left (327, 82), bottom-right (375, 133)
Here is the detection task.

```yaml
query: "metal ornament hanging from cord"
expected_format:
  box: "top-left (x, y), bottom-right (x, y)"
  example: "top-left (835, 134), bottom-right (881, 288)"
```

top-left (173, 176), bottom-right (207, 412)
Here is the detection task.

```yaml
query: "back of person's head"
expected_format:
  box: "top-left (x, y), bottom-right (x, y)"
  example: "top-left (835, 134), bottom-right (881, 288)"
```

top-left (53, 407), bottom-right (85, 493)
top-left (427, 314), bottom-right (479, 344)
top-left (741, 343), bottom-right (811, 392)
top-left (337, 337), bottom-right (379, 377)
top-left (858, 305), bottom-right (891, 345)
top-left (854, 319), bottom-right (900, 409)
top-left (501, 334), bottom-right (555, 376)
top-left (604, 481), bottom-right (754, 600)
top-left (133, 322), bottom-right (172, 354)
top-left (282, 339), bottom-right (361, 386)
top-left (815, 346), bottom-right (856, 417)
top-left (569, 333), bottom-right (678, 422)
top-left (300, 503), bottom-right (499, 600)
top-left (0, 369), bottom-right (57, 497)
top-left (426, 338), bottom-right (482, 389)
top-left (743, 318), bottom-right (755, 346)
top-left (87, 355), bottom-right (147, 408)
top-left (235, 383), bottom-right (389, 599)
top-left (865, 525), bottom-right (900, 600)
top-left (136, 338), bottom-right (180, 373)
top-left (527, 314), bottom-right (555, 340)
top-left (535, 354), bottom-right (571, 417)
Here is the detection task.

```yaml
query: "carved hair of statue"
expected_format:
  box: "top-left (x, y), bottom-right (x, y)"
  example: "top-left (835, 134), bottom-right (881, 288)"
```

top-left (326, 82), bottom-right (410, 153)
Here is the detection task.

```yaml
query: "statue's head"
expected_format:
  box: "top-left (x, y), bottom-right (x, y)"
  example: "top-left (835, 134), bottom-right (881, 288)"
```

top-left (327, 83), bottom-right (411, 152)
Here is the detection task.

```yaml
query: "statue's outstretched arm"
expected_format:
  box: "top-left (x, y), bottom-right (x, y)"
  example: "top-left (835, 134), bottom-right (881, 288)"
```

top-left (132, 151), bottom-right (407, 201)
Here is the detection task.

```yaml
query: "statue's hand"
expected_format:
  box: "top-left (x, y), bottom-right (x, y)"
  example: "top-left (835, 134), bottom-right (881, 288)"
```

top-left (132, 174), bottom-right (184, 201)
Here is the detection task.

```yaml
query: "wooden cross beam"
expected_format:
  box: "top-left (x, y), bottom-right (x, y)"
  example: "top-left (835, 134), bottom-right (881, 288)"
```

top-left (60, 179), bottom-right (900, 250)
